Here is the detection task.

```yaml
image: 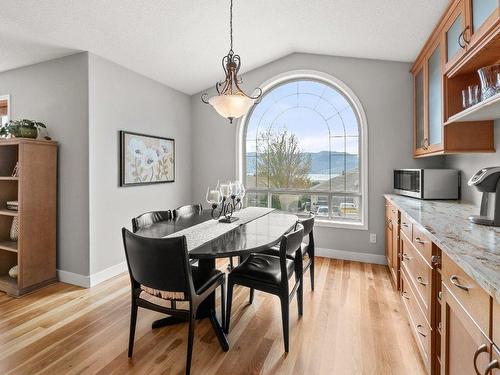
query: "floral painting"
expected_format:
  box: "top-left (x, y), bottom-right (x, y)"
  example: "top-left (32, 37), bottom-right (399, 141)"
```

top-left (120, 131), bottom-right (175, 186)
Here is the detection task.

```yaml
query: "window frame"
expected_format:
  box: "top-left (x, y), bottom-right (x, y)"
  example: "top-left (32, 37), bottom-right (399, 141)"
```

top-left (236, 70), bottom-right (368, 230)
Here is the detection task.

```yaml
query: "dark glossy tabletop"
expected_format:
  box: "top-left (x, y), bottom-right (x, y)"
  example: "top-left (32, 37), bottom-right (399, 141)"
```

top-left (135, 209), bottom-right (298, 259)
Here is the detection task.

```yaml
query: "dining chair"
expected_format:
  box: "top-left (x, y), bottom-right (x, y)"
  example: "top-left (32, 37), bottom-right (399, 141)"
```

top-left (122, 228), bottom-right (226, 375)
top-left (131, 210), bottom-right (172, 233)
top-left (224, 224), bottom-right (304, 352)
top-left (262, 213), bottom-right (316, 291)
top-left (173, 204), bottom-right (203, 218)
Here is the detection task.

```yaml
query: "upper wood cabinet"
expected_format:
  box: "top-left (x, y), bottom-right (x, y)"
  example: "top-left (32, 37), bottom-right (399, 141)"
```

top-left (411, 0), bottom-right (498, 158)
top-left (444, 0), bottom-right (468, 72)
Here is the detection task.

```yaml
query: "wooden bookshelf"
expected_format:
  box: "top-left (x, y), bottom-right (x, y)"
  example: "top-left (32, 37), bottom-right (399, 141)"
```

top-left (0, 139), bottom-right (57, 297)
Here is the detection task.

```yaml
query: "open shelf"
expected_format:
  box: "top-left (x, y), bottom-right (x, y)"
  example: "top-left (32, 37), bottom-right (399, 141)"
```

top-left (0, 241), bottom-right (17, 253)
top-left (0, 274), bottom-right (18, 294)
top-left (0, 177), bottom-right (18, 181)
top-left (445, 92), bottom-right (500, 125)
top-left (0, 209), bottom-right (18, 217)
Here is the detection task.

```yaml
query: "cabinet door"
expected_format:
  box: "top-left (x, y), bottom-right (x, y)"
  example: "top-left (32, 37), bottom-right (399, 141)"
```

top-left (414, 67), bottom-right (426, 155)
top-left (441, 285), bottom-right (492, 375)
top-left (391, 219), bottom-right (399, 288)
top-left (427, 42), bottom-right (444, 152)
top-left (444, 1), bottom-right (468, 71)
top-left (467, 0), bottom-right (499, 48)
top-left (385, 214), bottom-right (394, 273)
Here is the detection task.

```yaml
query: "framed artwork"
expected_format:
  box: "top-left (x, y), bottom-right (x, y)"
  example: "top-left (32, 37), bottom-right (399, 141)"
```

top-left (120, 131), bottom-right (175, 186)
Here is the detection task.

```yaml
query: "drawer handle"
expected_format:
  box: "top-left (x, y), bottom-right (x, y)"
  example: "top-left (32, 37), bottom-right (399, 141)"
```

top-left (415, 324), bottom-right (427, 337)
top-left (416, 276), bottom-right (427, 286)
top-left (402, 222), bottom-right (409, 228)
top-left (473, 344), bottom-right (488, 375)
top-left (485, 359), bottom-right (499, 374)
top-left (450, 275), bottom-right (469, 292)
top-left (431, 255), bottom-right (441, 268)
top-left (402, 253), bottom-right (411, 261)
top-left (414, 237), bottom-right (427, 244)
top-left (402, 291), bottom-right (410, 300)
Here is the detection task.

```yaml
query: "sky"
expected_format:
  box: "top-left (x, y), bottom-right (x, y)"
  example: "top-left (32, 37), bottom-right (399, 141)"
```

top-left (246, 80), bottom-right (360, 154)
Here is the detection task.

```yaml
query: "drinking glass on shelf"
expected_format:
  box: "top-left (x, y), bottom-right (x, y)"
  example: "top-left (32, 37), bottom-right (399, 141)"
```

top-left (468, 85), bottom-right (481, 106)
top-left (462, 89), bottom-right (469, 109)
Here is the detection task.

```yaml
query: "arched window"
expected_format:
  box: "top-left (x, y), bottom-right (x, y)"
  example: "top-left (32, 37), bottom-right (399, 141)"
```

top-left (238, 71), bottom-right (368, 228)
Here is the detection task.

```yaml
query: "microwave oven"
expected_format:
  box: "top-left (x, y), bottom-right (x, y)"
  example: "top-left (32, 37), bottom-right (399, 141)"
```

top-left (393, 169), bottom-right (460, 199)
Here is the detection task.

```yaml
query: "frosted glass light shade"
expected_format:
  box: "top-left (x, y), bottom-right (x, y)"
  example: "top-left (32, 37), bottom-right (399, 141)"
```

top-left (208, 94), bottom-right (254, 120)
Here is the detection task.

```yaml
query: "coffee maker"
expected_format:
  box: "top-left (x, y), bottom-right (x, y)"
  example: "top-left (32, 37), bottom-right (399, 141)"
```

top-left (467, 167), bottom-right (500, 227)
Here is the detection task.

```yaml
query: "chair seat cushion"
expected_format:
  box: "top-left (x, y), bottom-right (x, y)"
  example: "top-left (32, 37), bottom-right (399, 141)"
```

top-left (141, 265), bottom-right (222, 300)
top-left (192, 266), bottom-right (223, 295)
top-left (229, 253), bottom-right (294, 285)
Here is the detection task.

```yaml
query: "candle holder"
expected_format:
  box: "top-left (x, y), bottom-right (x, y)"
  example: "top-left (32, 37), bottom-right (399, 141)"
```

top-left (206, 181), bottom-right (245, 223)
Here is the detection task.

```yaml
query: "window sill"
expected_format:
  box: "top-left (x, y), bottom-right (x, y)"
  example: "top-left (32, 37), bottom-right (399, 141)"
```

top-left (314, 219), bottom-right (367, 231)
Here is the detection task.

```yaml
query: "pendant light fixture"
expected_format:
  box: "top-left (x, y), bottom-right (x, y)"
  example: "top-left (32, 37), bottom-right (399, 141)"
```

top-left (201, 0), bottom-right (262, 124)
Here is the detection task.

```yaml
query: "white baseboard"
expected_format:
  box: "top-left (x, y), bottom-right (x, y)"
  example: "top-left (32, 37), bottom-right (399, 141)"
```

top-left (89, 261), bottom-right (128, 287)
top-left (57, 261), bottom-right (128, 288)
top-left (316, 247), bottom-right (387, 265)
top-left (57, 269), bottom-right (90, 288)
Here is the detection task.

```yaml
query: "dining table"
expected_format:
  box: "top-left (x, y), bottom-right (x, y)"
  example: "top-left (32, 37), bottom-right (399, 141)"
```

top-left (135, 207), bottom-right (298, 351)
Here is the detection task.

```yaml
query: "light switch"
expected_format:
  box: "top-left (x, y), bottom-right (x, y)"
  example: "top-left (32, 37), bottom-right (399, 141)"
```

top-left (370, 233), bottom-right (377, 243)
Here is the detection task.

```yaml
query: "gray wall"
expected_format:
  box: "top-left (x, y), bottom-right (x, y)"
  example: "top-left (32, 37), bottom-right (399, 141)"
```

top-left (0, 53), bottom-right (90, 275)
top-left (190, 53), bottom-right (442, 258)
top-left (444, 119), bottom-right (500, 206)
top-left (88, 54), bottom-right (192, 274)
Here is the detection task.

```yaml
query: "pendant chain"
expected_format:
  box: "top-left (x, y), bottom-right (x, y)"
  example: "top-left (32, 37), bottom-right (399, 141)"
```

top-left (229, 0), bottom-right (233, 53)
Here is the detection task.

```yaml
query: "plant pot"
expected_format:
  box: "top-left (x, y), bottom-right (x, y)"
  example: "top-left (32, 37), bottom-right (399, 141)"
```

top-left (15, 126), bottom-right (38, 139)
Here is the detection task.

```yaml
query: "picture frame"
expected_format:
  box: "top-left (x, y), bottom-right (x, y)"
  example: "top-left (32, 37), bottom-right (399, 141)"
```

top-left (120, 130), bottom-right (175, 186)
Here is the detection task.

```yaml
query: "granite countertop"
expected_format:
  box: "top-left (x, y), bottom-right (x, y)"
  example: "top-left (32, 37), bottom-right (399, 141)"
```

top-left (384, 194), bottom-right (500, 303)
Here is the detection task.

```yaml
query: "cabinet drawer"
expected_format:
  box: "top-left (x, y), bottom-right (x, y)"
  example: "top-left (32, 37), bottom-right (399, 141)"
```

top-left (400, 213), bottom-right (412, 240)
top-left (401, 268), bottom-right (431, 369)
top-left (412, 225), bottom-right (432, 263)
top-left (442, 252), bottom-right (490, 336)
top-left (401, 233), bottom-right (432, 323)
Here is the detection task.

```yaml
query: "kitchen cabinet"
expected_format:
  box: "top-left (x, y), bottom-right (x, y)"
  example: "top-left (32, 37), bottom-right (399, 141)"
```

top-left (411, 0), bottom-right (497, 158)
top-left (440, 285), bottom-right (492, 375)
top-left (384, 195), bottom-right (500, 375)
top-left (444, 1), bottom-right (468, 72)
top-left (468, 0), bottom-right (499, 49)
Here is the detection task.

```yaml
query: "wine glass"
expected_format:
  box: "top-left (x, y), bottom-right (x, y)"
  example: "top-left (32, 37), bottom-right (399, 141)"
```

top-left (206, 187), bottom-right (222, 206)
top-left (219, 183), bottom-right (230, 198)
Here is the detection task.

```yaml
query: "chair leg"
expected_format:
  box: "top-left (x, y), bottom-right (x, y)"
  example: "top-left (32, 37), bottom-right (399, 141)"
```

top-left (280, 295), bottom-right (290, 352)
top-left (229, 257), bottom-right (234, 270)
top-left (186, 313), bottom-right (196, 375)
top-left (297, 272), bottom-right (303, 317)
top-left (310, 258), bottom-right (315, 291)
top-left (224, 280), bottom-right (234, 334)
top-left (128, 301), bottom-right (138, 358)
top-left (249, 288), bottom-right (254, 304)
top-left (220, 281), bottom-right (226, 330)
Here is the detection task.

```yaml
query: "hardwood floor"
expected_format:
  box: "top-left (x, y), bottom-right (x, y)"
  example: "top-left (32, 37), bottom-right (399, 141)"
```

top-left (0, 257), bottom-right (426, 375)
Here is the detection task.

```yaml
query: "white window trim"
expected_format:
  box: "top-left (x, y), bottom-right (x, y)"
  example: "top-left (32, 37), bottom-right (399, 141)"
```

top-left (235, 69), bottom-right (368, 230)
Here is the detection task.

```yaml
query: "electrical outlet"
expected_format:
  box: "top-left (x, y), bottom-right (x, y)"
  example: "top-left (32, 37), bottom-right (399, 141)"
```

top-left (369, 233), bottom-right (377, 243)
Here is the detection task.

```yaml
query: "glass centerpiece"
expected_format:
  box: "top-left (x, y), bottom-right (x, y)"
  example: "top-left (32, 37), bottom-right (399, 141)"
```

top-left (206, 180), bottom-right (245, 223)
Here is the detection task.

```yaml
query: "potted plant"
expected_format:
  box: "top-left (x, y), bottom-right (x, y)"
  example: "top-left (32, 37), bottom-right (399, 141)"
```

top-left (0, 119), bottom-right (47, 139)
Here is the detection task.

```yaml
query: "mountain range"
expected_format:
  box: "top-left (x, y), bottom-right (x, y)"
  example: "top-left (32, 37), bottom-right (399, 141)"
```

top-left (246, 151), bottom-right (358, 175)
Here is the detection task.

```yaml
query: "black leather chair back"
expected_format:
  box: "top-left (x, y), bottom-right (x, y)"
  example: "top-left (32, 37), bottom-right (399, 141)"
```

top-left (174, 204), bottom-right (203, 218)
top-left (132, 210), bottom-right (172, 233)
top-left (299, 214), bottom-right (315, 237)
top-left (122, 228), bottom-right (195, 297)
top-left (278, 224), bottom-right (304, 286)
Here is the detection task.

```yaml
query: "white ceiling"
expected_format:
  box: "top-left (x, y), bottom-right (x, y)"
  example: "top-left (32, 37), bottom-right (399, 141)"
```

top-left (0, 0), bottom-right (449, 95)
